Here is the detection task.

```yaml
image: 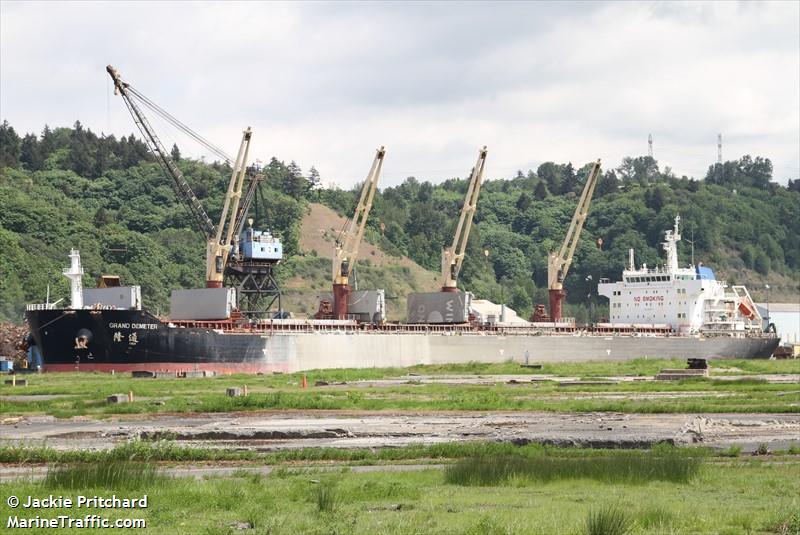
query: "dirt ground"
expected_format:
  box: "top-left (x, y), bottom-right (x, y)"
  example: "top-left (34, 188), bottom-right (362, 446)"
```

top-left (2, 410), bottom-right (797, 453)
top-left (297, 202), bottom-right (440, 284)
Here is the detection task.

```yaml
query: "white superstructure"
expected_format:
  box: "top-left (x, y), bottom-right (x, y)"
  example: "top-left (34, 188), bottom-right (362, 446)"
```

top-left (598, 216), bottom-right (762, 335)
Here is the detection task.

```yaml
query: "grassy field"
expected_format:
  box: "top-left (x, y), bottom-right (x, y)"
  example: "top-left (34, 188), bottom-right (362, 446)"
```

top-left (0, 448), bottom-right (798, 534)
top-left (2, 358), bottom-right (799, 534)
top-left (1, 359), bottom-right (798, 418)
top-left (0, 440), bottom-right (729, 464)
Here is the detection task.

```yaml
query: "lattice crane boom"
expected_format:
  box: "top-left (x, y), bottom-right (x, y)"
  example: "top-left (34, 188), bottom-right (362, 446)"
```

top-left (442, 146), bottom-right (487, 291)
top-left (547, 159), bottom-right (602, 321)
top-left (206, 128), bottom-right (252, 286)
top-left (333, 147), bottom-right (385, 285)
top-left (330, 147), bottom-right (385, 318)
top-left (107, 65), bottom-right (254, 287)
top-left (233, 171), bottom-right (263, 242)
top-left (106, 65), bottom-right (216, 238)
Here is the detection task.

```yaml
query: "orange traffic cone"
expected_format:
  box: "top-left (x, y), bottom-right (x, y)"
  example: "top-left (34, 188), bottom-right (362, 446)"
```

top-left (301, 374), bottom-right (308, 389)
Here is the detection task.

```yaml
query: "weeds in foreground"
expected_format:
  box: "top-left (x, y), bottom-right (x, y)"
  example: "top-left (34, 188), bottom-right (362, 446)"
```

top-left (585, 505), bottom-right (632, 535)
top-left (464, 515), bottom-right (512, 535)
top-left (773, 508), bottom-right (800, 535)
top-left (637, 506), bottom-right (676, 530)
top-left (3, 440), bottom-right (717, 469)
top-left (43, 461), bottom-right (161, 490)
top-left (312, 478), bottom-right (339, 513)
top-left (720, 445), bottom-right (743, 457)
top-left (445, 447), bottom-right (703, 486)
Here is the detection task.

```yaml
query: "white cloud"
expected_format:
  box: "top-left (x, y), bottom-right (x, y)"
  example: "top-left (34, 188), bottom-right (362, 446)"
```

top-left (1, 0), bottom-right (797, 186)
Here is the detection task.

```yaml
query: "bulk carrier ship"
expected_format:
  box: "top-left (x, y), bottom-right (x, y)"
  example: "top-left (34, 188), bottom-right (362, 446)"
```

top-left (22, 66), bottom-right (779, 372)
top-left (24, 216), bottom-right (779, 374)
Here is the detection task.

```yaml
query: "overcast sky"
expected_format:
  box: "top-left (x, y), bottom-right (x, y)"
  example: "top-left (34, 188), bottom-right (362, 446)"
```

top-left (2, 1), bottom-right (798, 187)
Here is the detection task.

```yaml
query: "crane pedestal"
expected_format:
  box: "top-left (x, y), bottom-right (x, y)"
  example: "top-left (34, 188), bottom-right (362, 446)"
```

top-left (549, 288), bottom-right (566, 323)
top-left (333, 284), bottom-right (350, 320)
top-left (225, 260), bottom-right (282, 319)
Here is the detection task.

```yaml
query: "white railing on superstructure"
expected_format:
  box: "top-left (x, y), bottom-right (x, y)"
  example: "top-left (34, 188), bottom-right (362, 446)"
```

top-left (26, 303), bottom-right (58, 311)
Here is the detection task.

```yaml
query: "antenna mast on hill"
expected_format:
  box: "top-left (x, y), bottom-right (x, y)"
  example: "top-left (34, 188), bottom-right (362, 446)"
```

top-left (648, 134), bottom-right (653, 158)
top-left (717, 133), bottom-right (723, 163)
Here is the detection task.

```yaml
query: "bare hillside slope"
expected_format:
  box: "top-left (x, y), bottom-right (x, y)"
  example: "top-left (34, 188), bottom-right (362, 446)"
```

top-left (281, 203), bottom-right (441, 320)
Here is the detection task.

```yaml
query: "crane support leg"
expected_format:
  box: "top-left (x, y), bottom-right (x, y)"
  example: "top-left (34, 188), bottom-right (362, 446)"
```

top-left (333, 283), bottom-right (350, 320)
top-left (549, 289), bottom-right (566, 323)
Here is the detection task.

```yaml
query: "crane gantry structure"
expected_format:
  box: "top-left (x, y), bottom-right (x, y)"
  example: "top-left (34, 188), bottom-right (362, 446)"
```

top-left (546, 159), bottom-right (602, 322)
top-left (107, 65), bottom-right (282, 315)
top-left (330, 147), bottom-right (385, 319)
top-left (441, 146), bottom-right (487, 292)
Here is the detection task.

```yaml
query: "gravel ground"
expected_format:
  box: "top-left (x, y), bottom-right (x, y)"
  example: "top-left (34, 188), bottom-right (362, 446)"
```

top-left (2, 410), bottom-right (797, 453)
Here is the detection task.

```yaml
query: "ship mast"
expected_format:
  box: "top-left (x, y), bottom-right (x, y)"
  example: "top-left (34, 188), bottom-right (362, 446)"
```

top-left (662, 215), bottom-right (681, 273)
top-left (63, 249), bottom-right (84, 309)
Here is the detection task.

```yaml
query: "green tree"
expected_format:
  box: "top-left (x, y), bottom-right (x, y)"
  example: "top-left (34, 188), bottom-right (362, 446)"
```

top-left (537, 162), bottom-right (562, 194)
top-left (741, 245), bottom-right (756, 270)
top-left (39, 124), bottom-right (56, 160)
top-left (645, 185), bottom-right (668, 212)
top-left (515, 191), bottom-right (532, 211)
top-left (618, 156), bottom-right (659, 183)
top-left (754, 250), bottom-right (770, 275)
top-left (307, 166), bottom-right (321, 198)
top-left (561, 162), bottom-right (578, 194)
top-left (533, 181), bottom-right (548, 200)
top-left (596, 169), bottom-right (619, 196)
top-left (0, 120), bottom-right (21, 167)
top-left (19, 133), bottom-right (43, 171)
top-left (67, 121), bottom-right (93, 176)
top-left (93, 207), bottom-right (111, 228)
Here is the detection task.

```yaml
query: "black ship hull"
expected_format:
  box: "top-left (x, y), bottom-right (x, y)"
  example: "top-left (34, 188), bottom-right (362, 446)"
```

top-left (25, 309), bottom-right (282, 373)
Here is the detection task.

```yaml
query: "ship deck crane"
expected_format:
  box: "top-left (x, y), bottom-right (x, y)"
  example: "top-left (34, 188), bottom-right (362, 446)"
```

top-left (232, 169), bottom-right (264, 251)
top-left (106, 65), bottom-right (257, 289)
top-left (547, 159), bottom-right (602, 322)
top-left (330, 147), bottom-right (385, 319)
top-left (441, 146), bottom-right (487, 292)
top-left (226, 166), bottom-right (285, 317)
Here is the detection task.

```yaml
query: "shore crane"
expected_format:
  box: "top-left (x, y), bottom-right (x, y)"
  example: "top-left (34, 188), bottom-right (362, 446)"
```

top-left (546, 159), bottom-right (602, 322)
top-left (106, 65), bottom-right (260, 290)
top-left (441, 146), bottom-right (487, 292)
top-left (330, 147), bottom-right (386, 319)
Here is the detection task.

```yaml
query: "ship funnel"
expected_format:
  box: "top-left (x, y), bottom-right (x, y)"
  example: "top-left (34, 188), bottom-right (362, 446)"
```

top-left (629, 248), bottom-right (635, 271)
top-left (63, 248), bottom-right (84, 309)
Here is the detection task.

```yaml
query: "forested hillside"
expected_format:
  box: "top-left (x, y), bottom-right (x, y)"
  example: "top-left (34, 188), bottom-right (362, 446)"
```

top-left (0, 121), bottom-right (307, 321)
top-left (1, 120), bottom-right (798, 323)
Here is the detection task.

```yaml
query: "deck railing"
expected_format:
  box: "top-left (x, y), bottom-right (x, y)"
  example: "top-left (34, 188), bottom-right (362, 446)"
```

top-left (26, 303), bottom-right (57, 311)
